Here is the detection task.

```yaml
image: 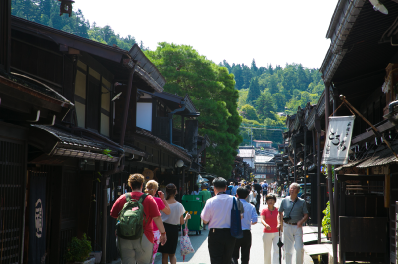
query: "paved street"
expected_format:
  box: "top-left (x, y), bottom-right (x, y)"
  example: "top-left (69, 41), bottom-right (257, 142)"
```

top-left (154, 196), bottom-right (294, 264)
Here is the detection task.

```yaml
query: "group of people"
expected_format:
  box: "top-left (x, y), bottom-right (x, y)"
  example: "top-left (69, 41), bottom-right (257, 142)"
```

top-left (110, 174), bottom-right (308, 264)
top-left (200, 178), bottom-right (308, 264)
top-left (110, 174), bottom-right (190, 264)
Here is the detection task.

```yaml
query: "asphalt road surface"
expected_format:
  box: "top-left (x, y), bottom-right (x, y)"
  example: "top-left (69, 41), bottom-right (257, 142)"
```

top-left (154, 195), bottom-right (295, 264)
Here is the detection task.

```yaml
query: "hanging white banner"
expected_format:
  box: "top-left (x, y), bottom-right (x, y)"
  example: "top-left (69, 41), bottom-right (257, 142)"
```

top-left (321, 116), bottom-right (356, 165)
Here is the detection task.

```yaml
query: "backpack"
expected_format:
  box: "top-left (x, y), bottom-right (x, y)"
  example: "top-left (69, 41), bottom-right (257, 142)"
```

top-left (116, 193), bottom-right (148, 240)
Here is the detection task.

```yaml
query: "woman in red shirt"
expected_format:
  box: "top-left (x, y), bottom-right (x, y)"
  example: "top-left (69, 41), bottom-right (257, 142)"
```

top-left (145, 180), bottom-right (171, 264)
top-left (110, 174), bottom-right (167, 264)
top-left (261, 194), bottom-right (280, 264)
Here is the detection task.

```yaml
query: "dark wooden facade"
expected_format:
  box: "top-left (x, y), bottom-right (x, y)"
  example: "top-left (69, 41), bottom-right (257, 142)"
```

top-left (0, 12), bottom-right (206, 264)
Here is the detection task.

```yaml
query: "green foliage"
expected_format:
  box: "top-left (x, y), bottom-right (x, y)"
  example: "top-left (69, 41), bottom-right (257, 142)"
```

top-left (65, 233), bottom-right (92, 262)
top-left (11, 0), bottom-right (144, 51)
top-left (145, 43), bottom-right (242, 178)
top-left (226, 61), bottom-right (324, 146)
top-left (239, 104), bottom-right (258, 121)
top-left (255, 91), bottom-right (275, 121)
top-left (102, 149), bottom-right (113, 158)
top-left (321, 201), bottom-right (331, 236)
top-left (237, 89), bottom-right (249, 108)
top-left (246, 77), bottom-right (261, 104)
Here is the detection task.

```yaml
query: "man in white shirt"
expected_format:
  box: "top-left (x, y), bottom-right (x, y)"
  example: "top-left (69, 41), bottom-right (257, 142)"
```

top-left (232, 187), bottom-right (258, 264)
top-left (201, 177), bottom-right (244, 264)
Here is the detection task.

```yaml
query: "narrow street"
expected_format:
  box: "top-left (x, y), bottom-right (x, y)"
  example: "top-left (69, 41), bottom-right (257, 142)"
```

top-left (154, 196), bottom-right (305, 264)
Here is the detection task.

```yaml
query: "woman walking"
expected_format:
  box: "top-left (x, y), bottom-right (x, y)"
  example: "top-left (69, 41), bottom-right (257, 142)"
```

top-left (261, 194), bottom-right (280, 264)
top-left (145, 180), bottom-right (171, 264)
top-left (158, 183), bottom-right (191, 264)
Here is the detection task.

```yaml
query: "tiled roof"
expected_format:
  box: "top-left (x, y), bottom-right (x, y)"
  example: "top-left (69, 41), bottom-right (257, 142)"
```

top-left (254, 155), bottom-right (274, 163)
top-left (336, 140), bottom-right (398, 171)
top-left (31, 125), bottom-right (121, 162)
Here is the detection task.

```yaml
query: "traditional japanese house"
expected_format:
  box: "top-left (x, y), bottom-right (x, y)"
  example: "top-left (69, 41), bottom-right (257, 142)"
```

top-left (320, 0), bottom-right (398, 262)
top-left (254, 155), bottom-right (276, 183)
top-left (0, 13), bottom-right (179, 263)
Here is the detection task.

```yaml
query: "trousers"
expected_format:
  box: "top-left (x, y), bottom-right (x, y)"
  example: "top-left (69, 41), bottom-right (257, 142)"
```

top-left (283, 223), bottom-right (304, 264)
top-left (232, 230), bottom-right (252, 264)
top-left (208, 228), bottom-right (236, 264)
top-left (262, 232), bottom-right (279, 264)
top-left (117, 235), bottom-right (154, 264)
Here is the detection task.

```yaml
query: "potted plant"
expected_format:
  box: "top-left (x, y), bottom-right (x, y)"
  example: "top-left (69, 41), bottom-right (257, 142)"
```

top-left (321, 201), bottom-right (331, 240)
top-left (65, 233), bottom-right (95, 264)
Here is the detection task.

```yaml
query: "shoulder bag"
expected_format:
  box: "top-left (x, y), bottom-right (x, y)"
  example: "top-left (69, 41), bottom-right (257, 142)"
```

top-left (230, 197), bottom-right (243, 238)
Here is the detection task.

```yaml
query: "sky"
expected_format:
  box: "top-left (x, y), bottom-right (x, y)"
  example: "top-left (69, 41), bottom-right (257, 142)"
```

top-left (73, 0), bottom-right (338, 69)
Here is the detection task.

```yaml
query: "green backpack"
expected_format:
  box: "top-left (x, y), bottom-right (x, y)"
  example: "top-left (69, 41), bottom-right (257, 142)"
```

top-left (116, 193), bottom-right (148, 240)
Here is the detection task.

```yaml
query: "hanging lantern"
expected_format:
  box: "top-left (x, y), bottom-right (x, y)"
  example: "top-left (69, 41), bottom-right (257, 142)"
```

top-left (58, 0), bottom-right (75, 17)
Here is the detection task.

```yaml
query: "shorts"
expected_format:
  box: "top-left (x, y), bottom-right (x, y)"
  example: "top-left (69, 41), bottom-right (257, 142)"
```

top-left (263, 190), bottom-right (268, 195)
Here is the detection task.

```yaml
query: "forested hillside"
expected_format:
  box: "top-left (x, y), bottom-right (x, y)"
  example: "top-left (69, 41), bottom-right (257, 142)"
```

top-left (11, 0), bottom-right (147, 50)
top-left (220, 60), bottom-right (324, 146)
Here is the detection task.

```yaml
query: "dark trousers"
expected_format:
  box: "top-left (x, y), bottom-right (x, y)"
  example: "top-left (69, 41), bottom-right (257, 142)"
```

top-left (232, 230), bottom-right (252, 264)
top-left (256, 196), bottom-right (261, 213)
top-left (208, 228), bottom-right (236, 264)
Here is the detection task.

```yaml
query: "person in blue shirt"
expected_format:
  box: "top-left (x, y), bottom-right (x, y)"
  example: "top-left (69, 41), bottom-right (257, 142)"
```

top-left (232, 187), bottom-right (258, 264)
top-left (226, 182), bottom-right (234, 195)
top-left (261, 180), bottom-right (268, 204)
top-left (231, 182), bottom-right (239, 196)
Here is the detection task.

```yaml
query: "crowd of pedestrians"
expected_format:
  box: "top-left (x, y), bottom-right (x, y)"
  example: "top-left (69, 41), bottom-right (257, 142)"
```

top-left (110, 174), bottom-right (308, 264)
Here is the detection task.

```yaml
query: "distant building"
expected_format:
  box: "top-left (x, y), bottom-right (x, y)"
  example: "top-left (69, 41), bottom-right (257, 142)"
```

top-left (237, 146), bottom-right (255, 168)
top-left (253, 140), bottom-right (272, 148)
top-left (254, 155), bottom-right (276, 183)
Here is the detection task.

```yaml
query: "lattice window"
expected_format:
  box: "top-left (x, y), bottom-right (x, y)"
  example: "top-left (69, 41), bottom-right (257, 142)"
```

top-left (0, 138), bottom-right (26, 263)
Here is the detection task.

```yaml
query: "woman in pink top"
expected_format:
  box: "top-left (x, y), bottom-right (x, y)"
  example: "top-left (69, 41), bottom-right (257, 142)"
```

top-left (145, 180), bottom-right (171, 264)
top-left (261, 194), bottom-right (280, 264)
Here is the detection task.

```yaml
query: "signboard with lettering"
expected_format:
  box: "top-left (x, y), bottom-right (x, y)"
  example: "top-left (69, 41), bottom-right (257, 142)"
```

top-left (322, 116), bottom-right (355, 164)
top-left (29, 173), bottom-right (46, 263)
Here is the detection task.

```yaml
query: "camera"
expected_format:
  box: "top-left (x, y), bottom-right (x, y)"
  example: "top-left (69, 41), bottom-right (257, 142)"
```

top-left (283, 216), bottom-right (291, 221)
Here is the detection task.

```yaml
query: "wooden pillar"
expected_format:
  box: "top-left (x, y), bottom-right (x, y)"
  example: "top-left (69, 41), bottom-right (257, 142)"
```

top-left (325, 84), bottom-right (337, 264)
top-left (315, 117), bottom-right (322, 244)
top-left (385, 168), bottom-right (391, 208)
top-left (0, 0), bottom-right (11, 73)
top-left (304, 127), bottom-right (307, 201)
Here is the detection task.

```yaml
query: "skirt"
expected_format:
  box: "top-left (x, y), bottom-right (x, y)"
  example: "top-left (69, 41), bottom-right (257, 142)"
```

top-left (157, 223), bottom-right (179, 254)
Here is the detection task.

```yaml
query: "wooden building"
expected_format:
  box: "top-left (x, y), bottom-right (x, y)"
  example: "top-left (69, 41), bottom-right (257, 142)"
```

top-left (319, 0), bottom-right (398, 262)
top-left (0, 10), bottom-right (207, 264)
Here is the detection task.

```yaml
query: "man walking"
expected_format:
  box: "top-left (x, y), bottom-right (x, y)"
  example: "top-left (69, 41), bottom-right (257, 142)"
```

top-left (278, 183), bottom-right (309, 264)
top-left (231, 182), bottom-right (239, 197)
top-left (201, 177), bottom-right (244, 264)
top-left (261, 180), bottom-right (268, 204)
top-left (253, 179), bottom-right (262, 214)
top-left (232, 187), bottom-right (258, 264)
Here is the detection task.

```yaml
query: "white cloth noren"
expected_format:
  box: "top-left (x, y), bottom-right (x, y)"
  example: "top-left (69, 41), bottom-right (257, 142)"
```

top-left (263, 232), bottom-right (279, 264)
top-left (283, 223), bottom-right (304, 264)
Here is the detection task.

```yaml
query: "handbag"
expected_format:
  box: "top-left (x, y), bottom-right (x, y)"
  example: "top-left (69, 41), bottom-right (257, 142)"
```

top-left (180, 220), bottom-right (195, 259)
top-left (230, 197), bottom-right (243, 238)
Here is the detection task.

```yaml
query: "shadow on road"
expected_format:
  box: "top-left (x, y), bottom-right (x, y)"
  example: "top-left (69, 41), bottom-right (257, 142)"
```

top-left (154, 228), bottom-right (210, 264)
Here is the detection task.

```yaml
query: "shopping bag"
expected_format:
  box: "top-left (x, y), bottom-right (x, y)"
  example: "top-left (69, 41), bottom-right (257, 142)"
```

top-left (180, 220), bottom-right (195, 260)
top-left (230, 197), bottom-right (243, 238)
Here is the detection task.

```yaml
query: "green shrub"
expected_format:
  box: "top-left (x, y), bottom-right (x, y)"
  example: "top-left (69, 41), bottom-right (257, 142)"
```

top-left (65, 233), bottom-right (92, 262)
top-left (321, 201), bottom-right (331, 236)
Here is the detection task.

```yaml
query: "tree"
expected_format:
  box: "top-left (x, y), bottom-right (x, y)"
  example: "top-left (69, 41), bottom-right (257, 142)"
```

top-left (246, 77), bottom-right (261, 104)
top-left (145, 43), bottom-right (242, 178)
top-left (255, 91), bottom-right (275, 121)
top-left (239, 104), bottom-right (258, 121)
